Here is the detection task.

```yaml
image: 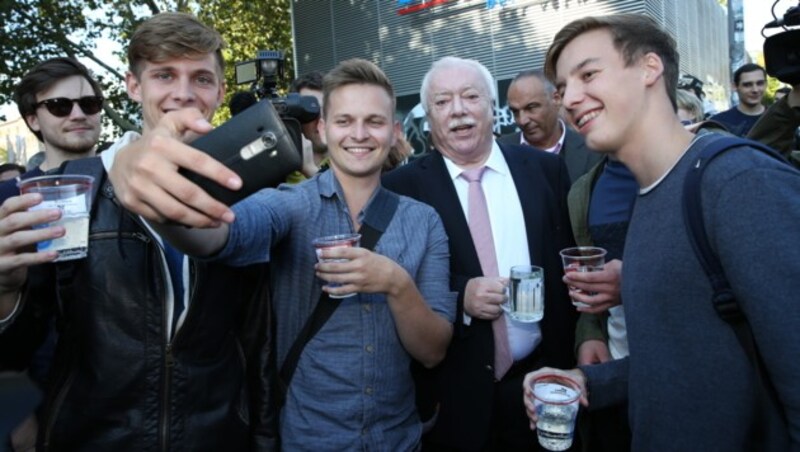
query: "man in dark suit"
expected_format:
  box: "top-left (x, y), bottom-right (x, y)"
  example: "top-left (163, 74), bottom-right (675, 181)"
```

top-left (384, 57), bottom-right (578, 451)
top-left (500, 70), bottom-right (601, 184)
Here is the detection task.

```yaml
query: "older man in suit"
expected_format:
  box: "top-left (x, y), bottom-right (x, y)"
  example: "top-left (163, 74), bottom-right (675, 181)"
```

top-left (384, 57), bottom-right (578, 451)
top-left (500, 70), bottom-right (601, 183)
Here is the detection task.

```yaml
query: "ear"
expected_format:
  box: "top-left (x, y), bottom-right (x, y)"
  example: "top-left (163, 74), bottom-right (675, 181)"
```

top-left (125, 71), bottom-right (142, 103)
top-left (317, 117), bottom-right (328, 146)
top-left (641, 52), bottom-right (665, 88)
top-left (216, 80), bottom-right (226, 110)
top-left (25, 114), bottom-right (41, 133)
top-left (392, 120), bottom-right (402, 147)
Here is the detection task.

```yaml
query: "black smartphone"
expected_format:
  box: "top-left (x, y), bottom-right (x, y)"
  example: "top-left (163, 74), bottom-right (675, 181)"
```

top-left (181, 100), bottom-right (301, 205)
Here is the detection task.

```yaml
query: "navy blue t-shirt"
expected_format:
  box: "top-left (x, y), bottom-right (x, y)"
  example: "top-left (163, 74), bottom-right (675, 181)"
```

top-left (709, 107), bottom-right (763, 137)
top-left (588, 160), bottom-right (638, 261)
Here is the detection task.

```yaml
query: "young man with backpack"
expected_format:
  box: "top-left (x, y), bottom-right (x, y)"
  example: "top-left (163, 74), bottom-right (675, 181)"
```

top-left (523, 13), bottom-right (800, 450)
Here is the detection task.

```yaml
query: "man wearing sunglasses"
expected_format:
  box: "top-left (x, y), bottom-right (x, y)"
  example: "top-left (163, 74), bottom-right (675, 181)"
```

top-left (0, 58), bottom-right (103, 202)
top-left (0, 57), bottom-right (103, 451)
top-left (0, 12), bottom-right (273, 451)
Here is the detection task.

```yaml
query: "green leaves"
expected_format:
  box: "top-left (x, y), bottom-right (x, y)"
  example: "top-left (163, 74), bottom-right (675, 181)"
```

top-left (1, 0), bottom-right (292, 132)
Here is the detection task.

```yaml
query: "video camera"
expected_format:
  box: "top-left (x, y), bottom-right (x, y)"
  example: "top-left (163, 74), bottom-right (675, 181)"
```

top-left (763, 1), bottom-right (800, 85)
top-left (234, 50), bottom-right (320, 156)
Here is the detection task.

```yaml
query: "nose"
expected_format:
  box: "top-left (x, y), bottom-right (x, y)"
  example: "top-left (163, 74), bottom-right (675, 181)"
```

top-left (561, 83), bottom-right (583, 117)
top-left (451, 95), bottom-right (466, 115)
top-left (173, 77), bottom-right (197, 104)
top-left (66, 102), bottom-right (88, 120)
top-left (351, 120), bottom-right (368, 140)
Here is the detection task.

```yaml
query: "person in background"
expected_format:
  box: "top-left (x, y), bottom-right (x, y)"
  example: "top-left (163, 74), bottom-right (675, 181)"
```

top-left (676, 89), bottom-right (705, 125)
top-left (0, 57), bottom-right (103, 203)
top-left (774, 86), bottom-right (790, 102)
top-left (286, 70), bottom-right (329, 183)
top-left (710, 63), bottom-right (767, 136)
top-left (748, 83), bottom-right (800, 168)
top-left (0, 164), bottom-right (26, 182)
top-left (501, 70), bottom-right (601, 183)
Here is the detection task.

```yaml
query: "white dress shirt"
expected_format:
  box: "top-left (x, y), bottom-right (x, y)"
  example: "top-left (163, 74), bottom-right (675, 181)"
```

top-left (521, 119), bottom-right (567, 155)
top-left (442, 141), bottom-right (542, 360)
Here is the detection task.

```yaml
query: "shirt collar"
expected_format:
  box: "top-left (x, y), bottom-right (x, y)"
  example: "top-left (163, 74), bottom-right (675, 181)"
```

top-left (442, 140), bottom-right (510, 181)
top-left (520, 119), bottom-right (567, 154)
top-left (316, 168), bottom-right (380, 225)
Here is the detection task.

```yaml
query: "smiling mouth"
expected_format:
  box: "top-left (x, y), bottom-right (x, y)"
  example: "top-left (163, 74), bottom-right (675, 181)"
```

top-left (345, 147), bottom-right (372, 155)
top-left (576, 109), bottom-right (601, 128)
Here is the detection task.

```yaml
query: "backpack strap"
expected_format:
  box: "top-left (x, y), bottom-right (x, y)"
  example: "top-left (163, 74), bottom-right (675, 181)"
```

top-left (277, 188), bottom-right (401, 404)
top-left (681, 134), bottom-right (788, 433)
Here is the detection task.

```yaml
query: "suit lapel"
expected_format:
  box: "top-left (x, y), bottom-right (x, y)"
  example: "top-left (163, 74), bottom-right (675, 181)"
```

top-left (423, 152), bottom-right (483, 277)
top-left (501, 143), bottom-right (546, 268)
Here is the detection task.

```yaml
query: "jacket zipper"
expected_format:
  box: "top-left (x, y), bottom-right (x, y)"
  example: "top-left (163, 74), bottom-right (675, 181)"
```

top-left (158, 248), bottom-right (197, 451)
top-left (42, 367), bottom-right (77, 450)
top-left (160, 342), bottom-right (174, 451)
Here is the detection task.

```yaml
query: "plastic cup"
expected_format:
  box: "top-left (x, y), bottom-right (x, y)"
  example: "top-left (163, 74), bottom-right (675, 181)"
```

top-left (18, 175), bottom-right (94, 262)
top-left (503, 265), bottom-right (544, 323)
top-left (312, 233), bottom-right (361, 298)
top-left (559, 246), bottom-right (607, 308)
top-left (531, 374), bottom-right (582, 451)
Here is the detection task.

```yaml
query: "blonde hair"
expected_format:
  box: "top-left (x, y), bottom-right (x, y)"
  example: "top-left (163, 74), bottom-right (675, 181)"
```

top-left (322, 58), bottom-right (395, 119)
top-left (128, 12), bottom-right (225, 77)
top-left (676, 89), bottom-right (704, 123)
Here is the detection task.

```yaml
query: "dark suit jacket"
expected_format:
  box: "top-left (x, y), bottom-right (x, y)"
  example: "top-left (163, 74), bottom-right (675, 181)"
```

top-left (383, 142), bottom-right (578, 450)
top-left (498, 127), bottom-right (602, 184)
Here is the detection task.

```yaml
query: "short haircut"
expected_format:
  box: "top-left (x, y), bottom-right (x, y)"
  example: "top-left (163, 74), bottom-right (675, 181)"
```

top-left (127, 12), bottom-right (225, 78)
top-left (290, 71), bottom-right (325, 93)
top-left (510, 69), bottom-right (556, 97)
top-left (420, 56), bottom-right (497, 113)
top-left (0, 163), bottom-right (27, 176)
top-left (676, 89), bottom-right (704, 123)
top-left (14, 57), bottom-right (103, 141)
top-left (733, 63), bottom-right (766, 85)
top-left (321, 58), bottom-right (394, 118)
top-left (545, 13), bottom-right (680, 111)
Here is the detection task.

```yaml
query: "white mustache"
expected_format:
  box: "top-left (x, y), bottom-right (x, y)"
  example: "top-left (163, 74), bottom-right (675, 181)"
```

top-left (448, 118), bottom-right (476, 130)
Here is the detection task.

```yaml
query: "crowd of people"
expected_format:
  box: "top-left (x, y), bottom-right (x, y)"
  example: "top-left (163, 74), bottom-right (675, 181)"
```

top-left (0, 10), bottom-right (798, 452)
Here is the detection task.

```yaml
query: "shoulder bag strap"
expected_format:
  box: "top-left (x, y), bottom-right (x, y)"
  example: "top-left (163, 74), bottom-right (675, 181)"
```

top-left (278, 188), bottom-right (400, 401)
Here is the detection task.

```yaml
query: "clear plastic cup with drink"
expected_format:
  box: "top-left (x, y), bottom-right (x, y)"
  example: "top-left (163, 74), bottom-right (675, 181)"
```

top-left (312, 233), bottom-right (361, 298)
top-left (503, 265), bottom-right (544, 322)
top-left (559, 246), bottom-right (607, 308)
top-left (531, 374), bottom-right (582, 451)
top-left (18, 175), bottom-right (94, 262)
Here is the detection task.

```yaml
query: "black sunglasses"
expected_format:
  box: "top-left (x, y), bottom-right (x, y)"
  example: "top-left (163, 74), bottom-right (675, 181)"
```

top-left (36, 96), bottom-right (104, 117)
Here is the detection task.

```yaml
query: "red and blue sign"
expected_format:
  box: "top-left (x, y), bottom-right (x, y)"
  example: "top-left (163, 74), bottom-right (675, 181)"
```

top-left (397, 0), bottom-right (511, 15)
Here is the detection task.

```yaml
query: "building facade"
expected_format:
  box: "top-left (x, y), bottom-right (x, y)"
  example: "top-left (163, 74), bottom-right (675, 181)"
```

top-left (291, 0), bottom-right (729, 152)
top-left (0, 113), bottom-right (42, 167)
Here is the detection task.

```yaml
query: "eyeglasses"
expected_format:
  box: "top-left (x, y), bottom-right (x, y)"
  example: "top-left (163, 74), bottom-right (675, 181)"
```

top-left (36, 96), bottom-right (104, 117)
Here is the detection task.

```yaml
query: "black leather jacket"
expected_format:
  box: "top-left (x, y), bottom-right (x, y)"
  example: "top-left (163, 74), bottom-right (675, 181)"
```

top-left (2, 160), bottom-right (276, 451)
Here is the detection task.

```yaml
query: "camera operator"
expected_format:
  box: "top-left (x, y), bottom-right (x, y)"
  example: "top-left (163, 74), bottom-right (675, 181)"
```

top-left (286, 71), bottom-right (328, 183)
top-left (747, 0), bottom-right (800, 168)
top-left (748, 84), bottom-right (800, 168)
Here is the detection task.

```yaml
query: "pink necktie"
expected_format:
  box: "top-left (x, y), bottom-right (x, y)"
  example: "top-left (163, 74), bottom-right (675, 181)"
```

top-left (460, 167), bottom-right (513, 380)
